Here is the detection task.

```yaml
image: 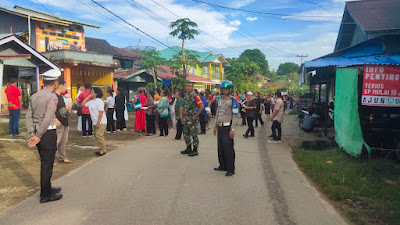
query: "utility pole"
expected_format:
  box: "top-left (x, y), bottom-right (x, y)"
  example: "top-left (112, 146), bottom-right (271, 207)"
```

top-left (297, 54), bottom-right (308, 65)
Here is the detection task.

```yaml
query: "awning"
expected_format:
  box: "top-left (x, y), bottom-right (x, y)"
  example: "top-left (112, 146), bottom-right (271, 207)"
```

top-left (305, 55), bottom-right (400, 68)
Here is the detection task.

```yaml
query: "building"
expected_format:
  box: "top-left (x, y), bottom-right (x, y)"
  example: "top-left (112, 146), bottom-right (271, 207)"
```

top-left (0, 5), bottom-right (115, 99)
top-left (156, 65), bottom-right (214, 92)
top-left (335, 0), bottom-right (400, 51)
top-left (85, 37), bottom-right (155, 99)
top-left (302, 0), bottom-right (400, 156)
top-left (159, 46), bottom-right (229, 89)
top-left (0, 34), bottom-right (59, 113)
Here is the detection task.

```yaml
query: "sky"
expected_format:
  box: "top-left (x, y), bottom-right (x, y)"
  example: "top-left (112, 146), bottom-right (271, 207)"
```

top-left (1, 0), bottom-right (350, 70)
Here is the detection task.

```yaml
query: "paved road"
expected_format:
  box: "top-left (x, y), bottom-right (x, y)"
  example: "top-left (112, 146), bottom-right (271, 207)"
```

top-left (0, 120), bottom-right (347, 225)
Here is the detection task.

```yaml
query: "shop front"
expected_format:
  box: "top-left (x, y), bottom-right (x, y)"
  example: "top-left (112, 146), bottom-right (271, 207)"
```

top-left (42, 50), bottom-right (115, 100)
top-left (0, 34), bottom-right (59, 113)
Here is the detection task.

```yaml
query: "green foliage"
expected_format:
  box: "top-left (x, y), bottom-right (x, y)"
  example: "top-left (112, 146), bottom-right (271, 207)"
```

top-left (294, 147), bottom-right (400, 225)
top-left (277, 62), bottom-right (300, 75)
top-left (169, 18), bottom-right (199, 41)
top-left (239, 49), bottom-right (269, 74)
top-left (139, 50), bottom-right (166, 88)
top-left (168, 50), bottom-right (202, 91)
top-left (226, 57), bottom-right (260, 92)
top-left (145, 82), bottom-right (163, 92)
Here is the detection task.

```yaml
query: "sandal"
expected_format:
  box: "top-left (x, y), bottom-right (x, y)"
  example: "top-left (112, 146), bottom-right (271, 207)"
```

top-left (59, 159), bottom-right (73, 164)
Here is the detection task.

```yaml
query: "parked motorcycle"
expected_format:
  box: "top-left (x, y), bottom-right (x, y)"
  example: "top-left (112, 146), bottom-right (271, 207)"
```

top-left (298, 103), bottom-right (333, 132)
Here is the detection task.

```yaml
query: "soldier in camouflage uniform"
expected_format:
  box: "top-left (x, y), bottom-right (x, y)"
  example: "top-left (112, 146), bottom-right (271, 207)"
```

top-left (180, 82), bottom-right (204, 157)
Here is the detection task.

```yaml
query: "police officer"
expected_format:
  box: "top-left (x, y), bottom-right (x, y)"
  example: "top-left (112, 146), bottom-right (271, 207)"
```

top-left (213, 81), bottom-right (236, 176)
top-left (26, 68), bottom-right (63, 203)
top-left (180, 82), bottom-right (204, 157)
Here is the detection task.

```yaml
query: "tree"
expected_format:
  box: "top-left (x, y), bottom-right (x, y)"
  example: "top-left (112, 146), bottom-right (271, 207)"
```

top-left (169, 18), bottom-right (199, 75)
top-left (168, 50), bottom-right (202, 90)
top-left (139, 50), bottom-right (166, 89)
top-left (277, 62), bottom-right (300, 75)
top-left (239, 49), bottom-right (269, 74)
top-left (226, 57), bottom-right (260, 92)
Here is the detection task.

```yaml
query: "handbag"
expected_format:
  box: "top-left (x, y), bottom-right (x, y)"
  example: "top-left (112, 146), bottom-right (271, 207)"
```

top-left (155, 101), bottom-right (167, 117)
top-left (77, 106), bottom-right (82, 116)
top-left (134, 94), bottom-right (142, 110)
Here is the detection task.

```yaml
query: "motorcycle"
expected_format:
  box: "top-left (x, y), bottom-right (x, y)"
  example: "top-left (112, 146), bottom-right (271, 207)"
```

top-left (298, 103), bottom-right (334, 132)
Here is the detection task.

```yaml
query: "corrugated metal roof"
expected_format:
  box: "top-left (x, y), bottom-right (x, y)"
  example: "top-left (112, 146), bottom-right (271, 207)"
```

top-left (202, 54), bottom-right (220, 63)
top-left (0, 6), bottom-right (99, 28)
top-left (157, 65), bottom-right (214, 83)
top-left (305, 55), bottom-right (400, 68)
top-left (347, 0), bottom-right (400, 32)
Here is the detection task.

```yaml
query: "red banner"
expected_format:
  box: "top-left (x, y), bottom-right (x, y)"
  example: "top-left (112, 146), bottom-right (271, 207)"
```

top-left (361, 66), bottom-right (400, 107)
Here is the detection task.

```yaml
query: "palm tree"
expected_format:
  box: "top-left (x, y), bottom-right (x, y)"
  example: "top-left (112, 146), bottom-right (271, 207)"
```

top-left (169, 18), bottom-right (199, 75)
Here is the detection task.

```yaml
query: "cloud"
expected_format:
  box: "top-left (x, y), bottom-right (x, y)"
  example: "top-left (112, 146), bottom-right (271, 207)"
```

top-left (229, 20), bottom-right (241, 26)
top-left (282, 9), bottom-right (342, 23)
top-left (246, 17), bottom-right (258, 22)
top-left (228, 0), bottom-right (256, 8)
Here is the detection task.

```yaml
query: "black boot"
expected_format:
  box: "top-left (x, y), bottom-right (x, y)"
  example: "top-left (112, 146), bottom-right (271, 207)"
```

top-left (189, 146), bottom-right (198, 157)
top-left (181, 145), bottom-right (192, 154)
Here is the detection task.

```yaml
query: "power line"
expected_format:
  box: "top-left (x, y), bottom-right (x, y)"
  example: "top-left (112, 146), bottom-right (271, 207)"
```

top-left (140, 0), bottom-right (242, 54)
top-left (301, 0), bottom-right (342, 16)
top-left (34, 0), bottom-right (55, 16)
top-left (75, 0), bottom-right (163, 49)
top-left (90, 0), bottom-right (205, 62)
top-left (144, 0), bottom-right (218, 53)
top-left (192, 0), bottom-right (341, 18)
top-left (91, 0), bottom-right (172, 50)
top-left (194, 1), bottom-right (297, 57)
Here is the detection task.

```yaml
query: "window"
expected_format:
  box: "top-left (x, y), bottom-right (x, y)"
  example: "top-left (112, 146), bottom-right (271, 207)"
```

top-left (203, 67), bottom-right (209, 76)
top-left (192, 67), bottom-right (196, 75)
top-left (215, 67), bottom-right (220, 77)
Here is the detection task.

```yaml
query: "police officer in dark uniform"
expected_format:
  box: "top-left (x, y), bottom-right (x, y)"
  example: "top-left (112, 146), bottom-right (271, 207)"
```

top-left (213, 81), bottom-right (236, 176)
top-left (26, 69), bottom-right (63, 203)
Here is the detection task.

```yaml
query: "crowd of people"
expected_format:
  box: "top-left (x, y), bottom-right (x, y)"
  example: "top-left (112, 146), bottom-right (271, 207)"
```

top-left (5, 67), bottom-right (290, 204)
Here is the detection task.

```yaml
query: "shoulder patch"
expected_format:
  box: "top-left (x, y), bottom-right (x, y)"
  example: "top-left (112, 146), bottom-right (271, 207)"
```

top-left (54, 99), bottom-right (58, 106)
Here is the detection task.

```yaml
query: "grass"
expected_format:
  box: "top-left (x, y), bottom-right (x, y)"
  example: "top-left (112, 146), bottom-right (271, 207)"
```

top-left (293, 147), bottom-right (400, 225)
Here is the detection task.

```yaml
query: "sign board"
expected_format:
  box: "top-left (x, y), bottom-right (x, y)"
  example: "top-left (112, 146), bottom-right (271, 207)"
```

top-left (56, 39), bottom-right (68, 45)
top-left (361, 66), bottom-right (400, 107)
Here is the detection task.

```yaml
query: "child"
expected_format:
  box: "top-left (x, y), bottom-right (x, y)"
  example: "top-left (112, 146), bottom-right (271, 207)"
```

top-left (82, 87), bottom-right (107, 156)
top-left (105, 89), bottom-right (116, 133)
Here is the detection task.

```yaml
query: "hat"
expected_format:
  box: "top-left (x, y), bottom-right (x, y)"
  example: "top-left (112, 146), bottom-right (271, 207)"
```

top-left (247, 91), bottom-right (253, 95)
top-left (42, 69), bottom-right (61, 80)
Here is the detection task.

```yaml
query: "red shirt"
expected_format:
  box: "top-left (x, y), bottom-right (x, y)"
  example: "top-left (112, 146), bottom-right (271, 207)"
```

top-left (78, 89), bottom-right (92, 114)
top-left (5, 84), bottom-right (21, 110)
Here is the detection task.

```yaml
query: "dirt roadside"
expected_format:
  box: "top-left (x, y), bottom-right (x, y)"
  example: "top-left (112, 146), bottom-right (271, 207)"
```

top-left (0, 112), bottom-right (143, 213)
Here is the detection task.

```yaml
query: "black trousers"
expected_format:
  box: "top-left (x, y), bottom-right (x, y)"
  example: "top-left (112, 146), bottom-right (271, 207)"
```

top-left (199, 114), bottom-right (206, 133)
top-left (115, 108), bottom-right (126, 130)
top-left (159, 117), bottom-right (168, 136)
top-left (81, 114), bottom-right (93, 136)
top-left (245, 117), bottom-right (255, 136)
top-left (106, 108), bottom-right (116, 132)
top-left (255, 113), bottom-right (264, 127)
top-left (36, 129), bottom-right (57, 197)
top-left (175, 119), bottom-right (183, 139)
top-left (271, 120), bottom-right (282, 140)
top-left (218, 126), bottom-right (235, 172)
top-left (146, 114), bottom-right (156, 134)
top-left (240, 111), bottom-right (246, 125)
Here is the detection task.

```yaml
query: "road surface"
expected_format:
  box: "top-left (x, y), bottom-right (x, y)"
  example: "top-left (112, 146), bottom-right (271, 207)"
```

top-left (0, 120), bottom-right (347, 225)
